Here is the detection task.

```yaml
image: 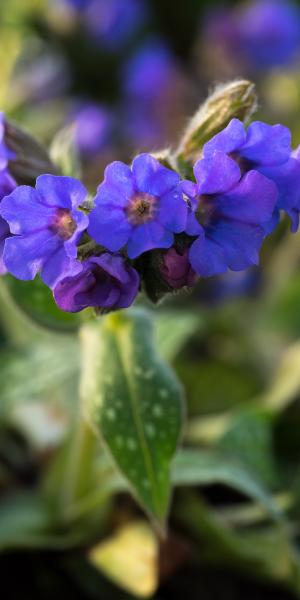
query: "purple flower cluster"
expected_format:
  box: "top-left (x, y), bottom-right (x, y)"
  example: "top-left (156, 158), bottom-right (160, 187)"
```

top-left (0, 118), bottom-right (299, 313)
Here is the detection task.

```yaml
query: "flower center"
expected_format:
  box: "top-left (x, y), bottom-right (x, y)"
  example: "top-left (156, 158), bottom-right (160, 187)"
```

top-left (50, 209), bottom-right (77, 240)
top-left (126, 193), bottom-right (157, 225)
top-left (230, 152), bottom-right (251, 174)
top-left (194, 195), bottom-right (216, 227)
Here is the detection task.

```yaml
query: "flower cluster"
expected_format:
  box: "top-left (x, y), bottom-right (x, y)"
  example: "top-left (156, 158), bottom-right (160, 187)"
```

top-left (0, 115), bottom-right (299, 313)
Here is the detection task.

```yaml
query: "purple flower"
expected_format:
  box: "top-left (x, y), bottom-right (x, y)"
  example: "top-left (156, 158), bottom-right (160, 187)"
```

top-left (237, 0), bottom-right (300, 69)
top-left (53, 253), bottom-right (139, 312)
top-left (0, 113), bottom-right (15, 170)
top-left (84, 0), bottom-right (147, 49)
top-left (122, 40), bottom-right (178, 102)
top-left (203, 118), bottom-right (300, 232)
top-left (0, 175), bottom-right (89, 288)
top-left (73, 102), bottom-right (112, 158)
top-left (88, 154), bottom-right (187, 259)
top-left (160, 247), bottom-right (197, 289)
top-left (204, 0), bottom-right (300, 71)
top-left (121, 39), bottom-right (185, 149)
top-left (183, 152), bottom-right (278, 277)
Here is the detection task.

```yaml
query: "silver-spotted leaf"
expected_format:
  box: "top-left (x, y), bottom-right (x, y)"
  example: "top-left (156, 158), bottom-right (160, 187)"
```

top-left (80, 309), bottom-right (184, 526)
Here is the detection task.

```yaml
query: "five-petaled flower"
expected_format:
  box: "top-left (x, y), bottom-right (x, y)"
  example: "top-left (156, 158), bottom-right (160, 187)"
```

top-left (53, 253), bottom-right (140, 312)
top-left (0, 175), bottom-right (88, 288)
top-left (182, 152), bottom-right (278, 277)
top-left (88, 153), bottom-right (187, 259)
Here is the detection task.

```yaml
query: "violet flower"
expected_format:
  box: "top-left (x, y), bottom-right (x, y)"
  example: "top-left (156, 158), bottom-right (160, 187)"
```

top-left (88, 153), bottom-right (187, 259)
top-left (182, 152), bottom-right (278, 277)
top-left (203, 118), bottom-right (300, 231)
top-left (0, 175), bottom-right (88, 288)
top-left (53, 253), bottom-right (139, 312)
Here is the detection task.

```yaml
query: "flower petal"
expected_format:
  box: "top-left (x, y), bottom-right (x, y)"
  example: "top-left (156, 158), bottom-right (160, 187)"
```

top-left (3, 230), bottom-right (60, 280)
top-left (0, 187), bottom-right (54, 234)
top-left (94, 181), bottom-right (132, 209)
top-left (242, 122), bottom-right (291, 166)
top-left (203, 119), bottom-right (246, 158)
top-left (41, 248), bottom-right (82, 288)
top-left (195, 152), bottom-right (241, 194)
top-left (103, 161), bottom-right (135, 201)
top-left (132, 153), bottom-right (180, 195)
top-left (186, 210), bottom-right (202, 236)
top-left (259, 157), bottom-right (300, 228)
top-left (214, 170), bottom-right (278, 224)
top-left (127, 221), bottom-right (173, 258)
top-left (64, 210), bottom-right (89, 258)
top-left (157, 189), bottom-right (187, 232)
top-left (189, 228), bottom-right (228, 277)
top-left (88, 206), bottom-right (132, 251)
top-left (208, 219), bottom-right (265, 271)
top-left (36, 175), bottom-right (87, 209)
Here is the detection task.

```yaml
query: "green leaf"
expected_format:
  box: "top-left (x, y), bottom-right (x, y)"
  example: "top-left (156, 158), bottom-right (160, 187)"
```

top-left (0, 493), bottom-right (50, 551)
top-left (4, 275), bottom-right (81, 331)
top-left (80, 309), bottom-right (184, 526)
top-left (154, 311), bottom-right (201, 361)
top-left (172, 449), bottom-right (281, 520)
top-left (261, 342), bottom-right (300, 412)
top-left (0, 338), bottom-right (79, 418)
top-left (217, 409), bottom-right (278, 487)
top-left (178, 495), bottom-right (300, 594)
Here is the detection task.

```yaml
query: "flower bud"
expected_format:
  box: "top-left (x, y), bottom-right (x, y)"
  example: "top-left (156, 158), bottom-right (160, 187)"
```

top-left (176, 80), bottom-right (257, 168)
top-left (160, 248), bottom-right (197, 289)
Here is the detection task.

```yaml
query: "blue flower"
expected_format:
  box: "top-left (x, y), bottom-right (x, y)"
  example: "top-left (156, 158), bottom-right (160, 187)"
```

top-left (183, 152), bottom-right (278, 277)
top-left (204, 0), bottom-right (300, 71)
top-left (84, 0), bottom-right (148, 50)
top-left (53, 253), bottom-right (140, 312)
top-left (73, 102), bottom-right (113, 158)
top-left (237, 0), bottom-right (300, 69)
top-left (88, 154), bottom-right (187, 259)
top-left (122, 39), bottom-right (178, 102)
top-left (0, 175), bottom-right (89, 288)
top-left (121, 39), bottom-right (184, 149)
top-left (203, 118), bottom-right (300, 232)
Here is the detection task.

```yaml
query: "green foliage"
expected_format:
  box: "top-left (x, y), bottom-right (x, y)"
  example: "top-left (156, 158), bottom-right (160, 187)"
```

top-left (173, 448), bottom-right (281, 519)
top-left (4, 275), bottom-right (81, 331)
top-left (80, 309), bottom-right (184, 526)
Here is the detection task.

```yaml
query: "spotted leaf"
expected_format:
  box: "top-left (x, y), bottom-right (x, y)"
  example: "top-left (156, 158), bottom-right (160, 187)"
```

top-left (80, 309), bottom-right (184, 527)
